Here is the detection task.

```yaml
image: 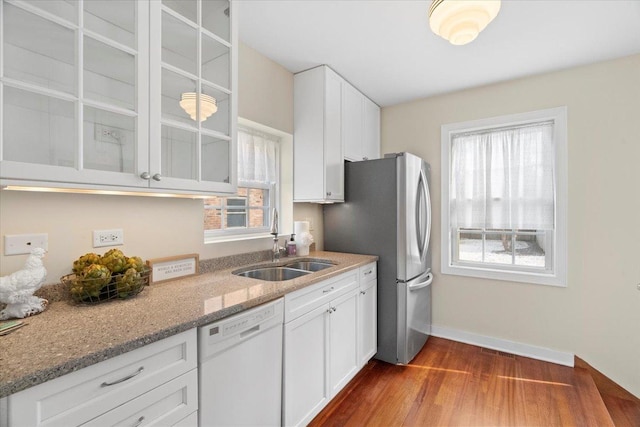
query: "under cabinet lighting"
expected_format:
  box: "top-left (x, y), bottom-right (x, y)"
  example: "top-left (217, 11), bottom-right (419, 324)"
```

top-left (1, 185), bottom-right (211, 199)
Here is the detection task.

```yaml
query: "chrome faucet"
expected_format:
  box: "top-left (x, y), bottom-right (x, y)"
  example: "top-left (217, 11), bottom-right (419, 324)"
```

top-left (270, 208), bottom-right (279, 236)
top-left (270, 208), bottom-right (281, 262)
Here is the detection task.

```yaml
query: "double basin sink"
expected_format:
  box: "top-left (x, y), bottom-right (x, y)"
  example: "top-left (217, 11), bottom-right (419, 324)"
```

top-left (233, 259), bottom-right (335, 281)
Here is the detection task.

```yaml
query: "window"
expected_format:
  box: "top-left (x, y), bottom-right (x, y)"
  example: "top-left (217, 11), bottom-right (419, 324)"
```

top-left (441, 107), bottom-right (567, 286)
top-left (204, 125), bottom-right (279, 240)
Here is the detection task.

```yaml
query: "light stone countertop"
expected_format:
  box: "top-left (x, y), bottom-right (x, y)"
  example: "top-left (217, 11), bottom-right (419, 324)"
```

top-left (0, 251), bottom-right (377, 398)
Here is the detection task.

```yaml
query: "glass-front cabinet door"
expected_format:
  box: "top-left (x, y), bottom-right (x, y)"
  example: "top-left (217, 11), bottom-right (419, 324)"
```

top-left (149, 0), bottom-right (237, 193)
top-left (1, 0), bottom-right (236, 195)
top-left (0, 0), bottom-right (149, 187)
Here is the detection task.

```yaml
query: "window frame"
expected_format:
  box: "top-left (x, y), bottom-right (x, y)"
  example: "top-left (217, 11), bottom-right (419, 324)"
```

top-left (204, 180), bottom-right (277, 240)
top-left (204, 119), bottom-right (288, 243)
top-left (441, 107), bottom-right (568, 287)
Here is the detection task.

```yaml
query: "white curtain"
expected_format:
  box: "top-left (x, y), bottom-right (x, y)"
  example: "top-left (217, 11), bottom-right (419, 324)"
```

top-left (450, 122), bottom-right (555, 230)
top-left (237, 127), bottom-right (278, 185)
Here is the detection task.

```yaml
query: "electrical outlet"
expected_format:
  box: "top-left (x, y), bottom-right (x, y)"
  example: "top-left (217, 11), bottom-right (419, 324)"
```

top-left (93, 229), bottom-right (124, 248)
top-left (4, 233), bottom-right (49, 255)
top-left (95, 124), bottom-right (122, 144)
top-left (305, 217), bottom-right (314, 231)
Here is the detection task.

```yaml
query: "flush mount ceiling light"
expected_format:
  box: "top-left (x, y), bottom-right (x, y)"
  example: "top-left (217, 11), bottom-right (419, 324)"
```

top-left (179, 92), bottom-right (218, 122)
top-left (429, 0), bottom-right (501, 46)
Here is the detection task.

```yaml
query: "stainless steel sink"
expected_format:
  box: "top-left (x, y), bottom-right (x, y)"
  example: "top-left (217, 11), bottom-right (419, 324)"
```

top-left (285, 261), bottom-right (335, 272)
top-left (234, 267), bottom-right (310, 281)
top-left (233, 259), bottom-right (336, 281)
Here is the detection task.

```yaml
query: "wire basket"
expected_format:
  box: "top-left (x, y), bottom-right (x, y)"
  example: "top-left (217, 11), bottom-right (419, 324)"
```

top-left (61, 269), bottom-right (150, 304)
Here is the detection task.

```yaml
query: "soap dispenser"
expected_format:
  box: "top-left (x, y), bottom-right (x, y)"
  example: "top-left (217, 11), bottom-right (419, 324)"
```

top-left (287, 234), bottom-right (297, 256)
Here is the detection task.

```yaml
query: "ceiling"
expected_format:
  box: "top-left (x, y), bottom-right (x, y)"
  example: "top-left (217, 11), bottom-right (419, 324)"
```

top-left (237, 0), bottom-right (640, 107)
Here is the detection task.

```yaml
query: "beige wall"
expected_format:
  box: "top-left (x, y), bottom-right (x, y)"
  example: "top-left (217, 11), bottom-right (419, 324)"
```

top-left (382, 54), bottom-right (640, 397)
top-left (0, 42), bottom-right (323, 284)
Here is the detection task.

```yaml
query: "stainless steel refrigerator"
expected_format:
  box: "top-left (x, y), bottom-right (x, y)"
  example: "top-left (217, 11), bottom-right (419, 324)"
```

top-left (323, 152), bottom-right (433, 365)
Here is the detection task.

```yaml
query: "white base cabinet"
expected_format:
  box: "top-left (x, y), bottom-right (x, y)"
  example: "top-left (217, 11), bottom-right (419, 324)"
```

top-left (283, 262), bottom-right (377, 427)
top-left (283, 270), bottom-right (359, 427)
top-left (283, 302), bottom-right (331, 426)
top-left (358, 262), bottom-right (378, 367)
top-left (328, 290), bottom-right (359, 396)
top-left (1, 330), bottom-right (197, 427)
top-left (1, 262), bottom-right (377, 427)
top-left (82, 370), bottom-right (198, 427)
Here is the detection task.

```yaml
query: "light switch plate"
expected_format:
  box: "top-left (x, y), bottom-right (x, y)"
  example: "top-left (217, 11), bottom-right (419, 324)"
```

top-left (4, 233), bottom-right (49, 255)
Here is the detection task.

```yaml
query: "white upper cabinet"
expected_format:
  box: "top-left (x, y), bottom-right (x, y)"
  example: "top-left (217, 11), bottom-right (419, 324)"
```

top-left (343, 81), bottom-right (380, 162)
top-left (363, 96), bottom-right (381, 161)
top-left (342, 83), bottom-right (363, 162)
top-left (293, 65), bottom-right (344, 203)
top-left (294, 65), bottom-right (379, 203)
top-left (0, 0), bottom-right (237, 195)
top-left (149, 0), bottom-right (237, 193)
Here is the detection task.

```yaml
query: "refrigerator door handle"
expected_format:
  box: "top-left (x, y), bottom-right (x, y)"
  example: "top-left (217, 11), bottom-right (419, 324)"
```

top-left (408, 272), bottom-right (433, 291)
top-left (415, 168), bottom-right (431, 261)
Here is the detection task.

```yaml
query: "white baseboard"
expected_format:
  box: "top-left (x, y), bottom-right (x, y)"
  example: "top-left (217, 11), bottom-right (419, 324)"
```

top-left (430, 325), bottom-right (574, 367)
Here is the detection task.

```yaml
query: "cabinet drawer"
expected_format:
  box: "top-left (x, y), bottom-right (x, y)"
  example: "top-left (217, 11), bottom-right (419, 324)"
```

top-left (7, 329), bottom-right (197, 427)
top-left (359, 262), bottom-right (377, 283)
top-left (284, 270), bottom-right (358, 323)
top-left (83, 369), bottom-right (198, 427)
top-left (173, 411), bottom-right (197, 427)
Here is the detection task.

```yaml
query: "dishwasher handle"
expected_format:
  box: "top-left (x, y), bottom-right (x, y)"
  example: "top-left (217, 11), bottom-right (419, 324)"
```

top-left (240, 324), bottom-right (260, 338)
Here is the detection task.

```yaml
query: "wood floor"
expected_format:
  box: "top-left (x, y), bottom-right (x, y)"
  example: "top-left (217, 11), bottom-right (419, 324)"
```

top-left (310, 337), bottom-right (626, 427)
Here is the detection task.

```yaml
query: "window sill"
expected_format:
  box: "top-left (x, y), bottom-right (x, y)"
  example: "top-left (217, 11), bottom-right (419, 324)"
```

top-left (204, 232), bottom-right (274, 244)
top-left (442, 263), bottom-right (566, 287)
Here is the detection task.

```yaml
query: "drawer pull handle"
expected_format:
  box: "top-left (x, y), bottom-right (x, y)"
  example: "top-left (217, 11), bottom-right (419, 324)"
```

top-left (327, 306), bottom-right (337, 313)
top-left (132, 416), bottom-right (145, 427)
top-left (360, 290), bottom-right (366, 295)
top-left (322, 286), bottom-right (335, 294)
top-left (101, 366), bottom-right (144, 387)
top-left (364, 270), bottom-right (373, 276)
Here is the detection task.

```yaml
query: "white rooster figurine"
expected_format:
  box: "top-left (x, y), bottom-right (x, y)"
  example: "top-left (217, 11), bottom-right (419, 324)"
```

top-left (0, 247), bottom-right (48, 320)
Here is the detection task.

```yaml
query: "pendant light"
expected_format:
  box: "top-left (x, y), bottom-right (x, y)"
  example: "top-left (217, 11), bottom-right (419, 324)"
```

top-left (429, 0), bottom-right (501, 46)
top-left (179, 92), bottom-right (218, 122)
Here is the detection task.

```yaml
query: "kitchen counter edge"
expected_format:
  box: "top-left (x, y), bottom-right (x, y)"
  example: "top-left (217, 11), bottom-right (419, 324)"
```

top-left (0, 251), bottom-right (377, 398)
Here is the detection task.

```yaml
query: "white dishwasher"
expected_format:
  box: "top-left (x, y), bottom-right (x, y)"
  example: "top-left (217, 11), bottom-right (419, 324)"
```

top-left (198, 298), bottom-right (284, 427)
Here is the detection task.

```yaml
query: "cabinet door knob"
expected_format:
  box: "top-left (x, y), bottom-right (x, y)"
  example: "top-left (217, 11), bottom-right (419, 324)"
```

top-left (326, 191), bottom-right (332, 196)
top-left (140, 172), bottom-right (151, 180)
top-left (363, 157), bottom-right (368, 160)
top-left (360, 290), bottom-right (366, 295)
top-left (152, 173), bottom-right (162, 181)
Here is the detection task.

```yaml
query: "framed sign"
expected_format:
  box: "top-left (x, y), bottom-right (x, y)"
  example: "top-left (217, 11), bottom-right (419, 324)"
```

top-left (147, 253), bottom-right (199, 284)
